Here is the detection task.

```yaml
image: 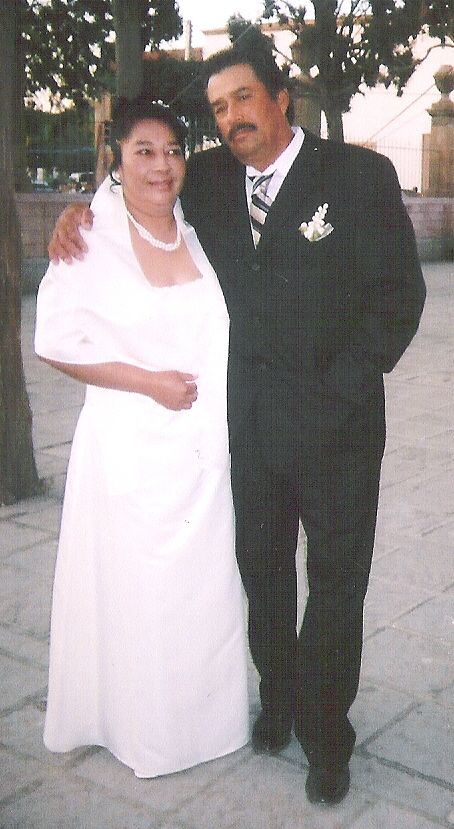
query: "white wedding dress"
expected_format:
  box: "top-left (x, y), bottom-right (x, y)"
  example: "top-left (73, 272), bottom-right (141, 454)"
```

top-left (35, 178), bottom-right (249, 778)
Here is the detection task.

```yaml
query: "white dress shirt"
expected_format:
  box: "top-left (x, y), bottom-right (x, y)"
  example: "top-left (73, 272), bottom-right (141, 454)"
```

top-left (245, 126), bottom-right (305, 207)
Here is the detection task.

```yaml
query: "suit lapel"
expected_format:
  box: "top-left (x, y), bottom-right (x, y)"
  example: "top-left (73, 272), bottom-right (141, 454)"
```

top-left (259, 132), bottom-right (325, 246)
top-left (211, 132), bottom-right (328, 255)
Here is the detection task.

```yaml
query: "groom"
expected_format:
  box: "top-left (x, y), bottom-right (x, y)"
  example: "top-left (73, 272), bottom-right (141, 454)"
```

top-left (48, 45), bottom-right (426, 805)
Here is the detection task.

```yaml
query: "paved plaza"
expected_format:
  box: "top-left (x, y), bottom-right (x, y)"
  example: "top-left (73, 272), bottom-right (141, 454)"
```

top-left (0, 261), bottom-right (453, 828)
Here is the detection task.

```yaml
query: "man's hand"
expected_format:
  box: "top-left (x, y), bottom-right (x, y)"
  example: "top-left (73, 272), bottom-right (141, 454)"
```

top-left (48, 203), bottom-right (94, 265)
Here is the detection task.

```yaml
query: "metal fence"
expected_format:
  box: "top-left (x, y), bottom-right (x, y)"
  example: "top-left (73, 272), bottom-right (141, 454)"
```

top-left (26, 108), bottom-right (432, 196)
top-left (24, 105), bottom-right (96, 192)
top-left (345, 135), bottom-right (434, 194)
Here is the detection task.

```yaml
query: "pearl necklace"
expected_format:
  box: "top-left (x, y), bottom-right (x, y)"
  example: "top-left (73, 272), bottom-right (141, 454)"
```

top-left (126, 208), bottom-right (181, 252)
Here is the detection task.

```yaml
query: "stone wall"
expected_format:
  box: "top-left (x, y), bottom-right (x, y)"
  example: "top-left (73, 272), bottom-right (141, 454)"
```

top-left (16, 192), bottom-right (91, 260)
top-left (403, 195), bottom-right (454, 262)
top-left (16, 192), bottom-right (91, 293)
top-left (14, 192), bottom-right (454, 294)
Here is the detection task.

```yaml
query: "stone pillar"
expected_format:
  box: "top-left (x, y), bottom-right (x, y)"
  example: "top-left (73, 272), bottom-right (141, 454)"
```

top-left (290, 42), bottom-right (322, 136)
top-left (291, 75), bottom-right (322, 136)
top-left (422, 65), bottom-right (454, 197)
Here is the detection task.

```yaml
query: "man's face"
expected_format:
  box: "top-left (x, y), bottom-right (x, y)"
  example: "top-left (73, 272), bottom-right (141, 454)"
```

top-left (206, 63), bottom-right (293, 171)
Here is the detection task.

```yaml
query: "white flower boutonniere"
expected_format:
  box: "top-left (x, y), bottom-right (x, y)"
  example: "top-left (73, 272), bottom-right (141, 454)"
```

top-left (299, 203), bottom-right (334, 242)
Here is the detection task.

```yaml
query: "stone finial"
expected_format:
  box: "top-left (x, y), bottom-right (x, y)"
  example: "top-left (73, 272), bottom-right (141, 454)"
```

top-left (427, 64), bottom-right (454, 121)
top-left (433, 64), bottom-right (454, 96)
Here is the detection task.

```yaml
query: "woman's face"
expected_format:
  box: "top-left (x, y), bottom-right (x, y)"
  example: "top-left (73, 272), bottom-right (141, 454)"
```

top-left (117, 118), bottom-right (185, 216)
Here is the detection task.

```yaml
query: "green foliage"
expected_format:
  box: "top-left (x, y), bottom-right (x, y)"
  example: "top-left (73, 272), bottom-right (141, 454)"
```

top-left (421, 0), bottom-right (454, 41)
top-left (21, 0), bottom-right (182, 105)
top-left (24, 102), bottom-right (95, 180)
top-left (141, 53), bottom-right (218, 148)
top-left (142, 53), bottom-right (206, 115)
top-left (227, 13), bottom-right (276, 54)
top-left (263, 0), bottom-right (454, 137)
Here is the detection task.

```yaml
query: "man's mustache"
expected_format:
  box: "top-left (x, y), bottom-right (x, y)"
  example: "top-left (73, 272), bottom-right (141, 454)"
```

top-left (227, 123), bottom-right (257, 142)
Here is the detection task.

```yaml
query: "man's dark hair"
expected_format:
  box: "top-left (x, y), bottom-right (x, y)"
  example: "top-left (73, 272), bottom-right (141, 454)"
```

top-left (202, 46), bottom-right (294, 123)
top-left (110, 96), bottom-right (187, 173)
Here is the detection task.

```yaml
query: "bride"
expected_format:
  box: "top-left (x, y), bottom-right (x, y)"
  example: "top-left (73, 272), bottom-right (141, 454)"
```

top-left (35, 97), bottom-right (249, 778)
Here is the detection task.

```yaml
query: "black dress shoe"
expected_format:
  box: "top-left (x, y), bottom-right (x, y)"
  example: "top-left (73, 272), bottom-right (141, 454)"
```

top-left (251, 710), bottom-right (293, 754)
top-left (305, 765), bottom-right (350, 806)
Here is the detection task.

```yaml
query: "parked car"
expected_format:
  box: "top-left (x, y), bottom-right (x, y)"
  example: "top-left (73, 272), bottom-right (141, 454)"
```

top-left (31, 179), bottom-right (51, 191)
top-left (68, 171), bottom-right (95, 192)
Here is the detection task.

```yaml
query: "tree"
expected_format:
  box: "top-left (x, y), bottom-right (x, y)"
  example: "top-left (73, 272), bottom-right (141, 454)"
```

top-left (263, 0), bottom-right (454, 140)
top-left (140, 53), bottom-right (216, 150)
top-left (110, 0), bottom-right (183, 98)
top-left (0, 0), bottom-right (41, 504)
top-left (22, 0), bottom-right (182, 104)
top-left (15, 1), bottom-right (182, 188)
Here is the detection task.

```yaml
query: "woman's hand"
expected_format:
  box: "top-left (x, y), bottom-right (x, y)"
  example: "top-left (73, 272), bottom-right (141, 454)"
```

top-left (149, 372), bottom-right (198, 410)
top-left (39, 360), bottom-right (198, 411)
top-left (48, 203), bottom-right (94, 265)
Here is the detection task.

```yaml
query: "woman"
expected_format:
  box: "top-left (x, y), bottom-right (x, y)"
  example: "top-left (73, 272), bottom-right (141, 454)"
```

top-left (35, 98), bottom-right (249, 778)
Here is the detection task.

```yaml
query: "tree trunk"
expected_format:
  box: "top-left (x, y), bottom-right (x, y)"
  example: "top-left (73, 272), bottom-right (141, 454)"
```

top-left (324, 106), bottom-right (344, 142)
top-left (13, 12), bottom-right (32, 192)
top-left (111, 0), bottom-right (144, 98)
top-left (0, 0), bottom-right (41, 504)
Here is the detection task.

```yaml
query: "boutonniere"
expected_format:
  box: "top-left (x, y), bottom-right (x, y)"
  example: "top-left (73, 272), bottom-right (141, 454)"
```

top-left (299, 203), bottom-right (334, 242)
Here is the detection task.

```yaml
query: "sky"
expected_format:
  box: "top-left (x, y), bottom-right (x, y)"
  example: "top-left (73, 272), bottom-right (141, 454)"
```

top-left (169, 2), bottom-right (453, 190)
top-left (172, 0), bottom-right (266, 44)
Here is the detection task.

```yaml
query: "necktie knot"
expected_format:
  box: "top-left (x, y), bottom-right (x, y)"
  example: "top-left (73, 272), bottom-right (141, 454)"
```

top-left (249, 173), bottom-right (274, 247)
top-left (250, 173), bottom-right (273, 197)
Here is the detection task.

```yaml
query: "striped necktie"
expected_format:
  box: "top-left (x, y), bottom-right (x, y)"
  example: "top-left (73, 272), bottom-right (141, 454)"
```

top-left (249, 173), bottom-right (274, 247)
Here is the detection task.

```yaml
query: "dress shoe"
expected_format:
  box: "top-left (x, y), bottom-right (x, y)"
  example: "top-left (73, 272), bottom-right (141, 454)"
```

top-left (251, 710), bottom-right (293, 754)
top-left (305, 764), bottom-right (350, 806)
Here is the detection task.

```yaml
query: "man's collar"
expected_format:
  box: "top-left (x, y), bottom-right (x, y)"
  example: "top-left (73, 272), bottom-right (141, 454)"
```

top-left (246, 126), bottom-right (305, 179)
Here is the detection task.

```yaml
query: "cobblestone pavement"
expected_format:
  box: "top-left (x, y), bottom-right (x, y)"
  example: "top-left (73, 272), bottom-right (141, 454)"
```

top-left (1, 262), bottom-right (453, 828)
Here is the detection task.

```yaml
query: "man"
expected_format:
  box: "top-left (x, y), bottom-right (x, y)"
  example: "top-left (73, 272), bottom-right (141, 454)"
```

top-left (48, 46), bottom-right (426, 805)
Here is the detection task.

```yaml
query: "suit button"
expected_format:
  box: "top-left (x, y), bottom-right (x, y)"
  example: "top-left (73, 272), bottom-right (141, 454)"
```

top-left (251, 262), bottom-right (260, 272)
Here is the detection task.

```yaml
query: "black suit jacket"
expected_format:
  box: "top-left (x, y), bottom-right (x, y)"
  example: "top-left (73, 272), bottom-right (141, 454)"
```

top-left (181, 132), bottom-right (426, 461)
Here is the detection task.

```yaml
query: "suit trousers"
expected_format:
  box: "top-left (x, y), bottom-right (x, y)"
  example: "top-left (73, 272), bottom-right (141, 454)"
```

top-left (230, 394), bottom-right (385, 769)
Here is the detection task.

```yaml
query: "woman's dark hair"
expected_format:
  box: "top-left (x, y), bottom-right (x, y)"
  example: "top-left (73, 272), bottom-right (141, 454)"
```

top-left (109, 96), bottom-right (187, 175)
top-left (202, 46), bottom-right (294, 123)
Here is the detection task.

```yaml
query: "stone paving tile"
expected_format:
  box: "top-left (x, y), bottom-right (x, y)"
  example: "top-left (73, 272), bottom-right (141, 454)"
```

top-left (369, 537), bottom-right (454, 592)
top-left (0, 494), bottom-right (57, 520)
top-left (172, 753), bottom-right (372, 829)
top-left (1, 264), bottom-right (450, 828)
top-left (350, 683), bottom-right (413, 745)
top-left (374, 494), bottom-right (450, 540)
top-left (27, 379), bottom-right (84, 409)
top-left (0, 655), bottom-right (46, 713)
top-left (0, 749), bottom-right (44, 801)
top-left (32, 415), bottom-right (80, 451)
top-left (398, 471), bottom-right (454, 520)
top-left (73, 744), bottom-right (252, 812)
top-left (436, 683), bottom-right (454, 709)
top-left (392, 587), bottom-right (454, 641)
top-left (380, 440), bottom-right (454, 486)
top-left (4, 540), bottom-right (58, 579)
top-left (0, 628), bottom-right (48, 670)
top-left (364, 575), bottom-right (433, 637)
top-left (349, 801), bottom-right (447, 828)
top-left (1, 705), bottom-right (90, 769)
top-left (386, 407), bottom-right (453, 442)
top-left (0, 776), bottom-right (162, 829)
top-left (361, 627), bottom-right (454, 697)
top-left (0, 524), bottom-right (52, 557)
top-left (365, 701), bottom-right (454, 786)
top-left (350, 755), bottom-right (454, 827)
top-left (0, 566), bottom-right (52, 639)
top-left (12, 506), bottom-right (61, 536)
